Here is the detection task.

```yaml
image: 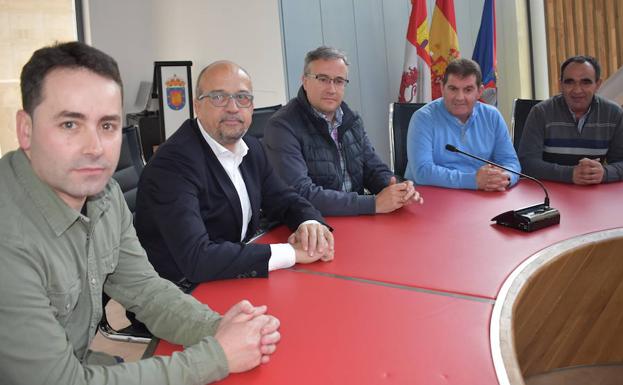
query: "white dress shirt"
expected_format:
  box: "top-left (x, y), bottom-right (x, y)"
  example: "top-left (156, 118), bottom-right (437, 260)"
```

top-left (197, 120), bottom-right (295, 271)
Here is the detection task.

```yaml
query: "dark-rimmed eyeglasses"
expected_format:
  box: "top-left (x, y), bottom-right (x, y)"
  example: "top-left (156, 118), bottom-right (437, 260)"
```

top-left (197, 91), bottom-right (254, 108)
top-left (305, 73), bottom-right (349, 88)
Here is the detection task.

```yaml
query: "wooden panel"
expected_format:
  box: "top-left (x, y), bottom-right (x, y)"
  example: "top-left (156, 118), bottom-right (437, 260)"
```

top-left (513, 236), bottom-right (623, 376)
top-left (618, 1), bottom-right (623, 65)
top-left (544, 0), bottom-right (623, 93)
top-left (584, 0), bottom-right (596, 58)
top-left (492, 229), bottom-right (623, 385)
top-left (573, 0), bottom-right (585, 54)
top-left (594, 0), bottom-right (607, 74)
top-left (562, 1), bottom-right (575, 55)
top-left (605, 0), bottom-right (618, 76)
top-left (544, 0), bottom-right (558, 94)
top-left (554, 0), bottom-right (566, 87)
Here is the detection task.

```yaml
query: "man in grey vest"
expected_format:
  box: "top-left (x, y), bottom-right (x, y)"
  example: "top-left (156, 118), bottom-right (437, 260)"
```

top-left (264, 46), bottom-right (423, 216)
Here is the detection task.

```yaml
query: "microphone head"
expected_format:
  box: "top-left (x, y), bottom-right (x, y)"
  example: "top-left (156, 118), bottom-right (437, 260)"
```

top-left (445, 144), bottom-right (458, 152)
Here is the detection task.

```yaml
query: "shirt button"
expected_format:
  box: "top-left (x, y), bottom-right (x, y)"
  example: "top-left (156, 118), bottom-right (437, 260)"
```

top-left (65, 303), bottom-right (70, 310)
top-left (91, 278), bottom-right (96, 285)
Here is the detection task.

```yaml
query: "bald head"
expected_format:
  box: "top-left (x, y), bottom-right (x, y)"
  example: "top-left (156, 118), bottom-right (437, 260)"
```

top-left (195, 61), bottom-right (252, 97)
top-left (193, 60), bottom-right (254, 152)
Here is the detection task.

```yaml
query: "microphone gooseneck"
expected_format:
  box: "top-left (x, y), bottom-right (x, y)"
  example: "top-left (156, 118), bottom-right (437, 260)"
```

top-left (444, 144), bottom-right (550, 207)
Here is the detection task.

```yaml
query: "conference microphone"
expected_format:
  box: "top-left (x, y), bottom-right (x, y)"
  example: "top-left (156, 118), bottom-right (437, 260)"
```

top-left (445, 144), bottom-right (560, 232)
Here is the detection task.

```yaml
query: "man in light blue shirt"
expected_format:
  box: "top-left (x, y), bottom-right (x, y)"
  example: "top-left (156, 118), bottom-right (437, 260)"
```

top-left (405, 58), bottom-right (520, 191)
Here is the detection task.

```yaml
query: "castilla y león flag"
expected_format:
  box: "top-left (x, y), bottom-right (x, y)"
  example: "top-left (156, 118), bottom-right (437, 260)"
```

top-left (472, 0), bottom-right (497, 105)
top-left (429, 0), bottom-right (460, 100)
top-left (399, 0), bottom-right (431, 103)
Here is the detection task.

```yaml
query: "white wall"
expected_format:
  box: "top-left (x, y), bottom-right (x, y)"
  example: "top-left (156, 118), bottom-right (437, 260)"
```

top-left (86, 0), bottom-right (287, 119)
top-left (529, 0), bottom-right (550, 100)
top-left (86, 0), bottom-right (535, 161)
top-left (497, 0), bottom-right (534, 121)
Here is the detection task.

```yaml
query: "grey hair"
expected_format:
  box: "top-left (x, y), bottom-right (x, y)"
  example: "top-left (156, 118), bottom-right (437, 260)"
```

top-left (303, 46), bottom-right (349, 75)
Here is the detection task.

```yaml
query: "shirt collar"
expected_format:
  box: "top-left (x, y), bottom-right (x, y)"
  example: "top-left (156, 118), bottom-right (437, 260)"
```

top-left (11, 149), bottom-right (110, 236)
top-left (197, 118), bottom-right (248, 160)
top-left (567, 103), bottom-right (592, 123)
top-left (313, 106), bottom-right (344, 127)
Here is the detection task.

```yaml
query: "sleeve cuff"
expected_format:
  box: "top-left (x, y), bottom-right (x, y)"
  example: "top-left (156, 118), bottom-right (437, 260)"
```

top-left (509, 172), bottom-right (520, 186)
top-left (300, 220), bottom-right (320, 225)
top-left (460, 172), bottom-right (479, 190)
top-left (268, 243), bottom-right (296, 271)
top-left (357, 194), bottom-right (376, 215)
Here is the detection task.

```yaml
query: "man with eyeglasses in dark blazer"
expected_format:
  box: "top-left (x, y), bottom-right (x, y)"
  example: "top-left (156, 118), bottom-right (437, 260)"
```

top-left (135, 61), bottom-right (334, 287)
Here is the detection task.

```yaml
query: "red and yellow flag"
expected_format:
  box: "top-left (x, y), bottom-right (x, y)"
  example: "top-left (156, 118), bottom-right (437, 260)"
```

top-left (429, 0), bottom-right (460, 100)
top-left (399, 0), bottom-right (431, 103)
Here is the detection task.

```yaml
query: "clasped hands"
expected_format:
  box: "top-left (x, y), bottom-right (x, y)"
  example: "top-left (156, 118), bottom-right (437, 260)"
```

top-left (476, 164), bottom-right (511, 191)
top-left (288, 222), bottom-right (334, 264)
top-left (215, 300), bottom-right (281, 373)
top-left (375, 176), bottom-right (424, 213)
top-left (573, 158), bottom-right (604, 185)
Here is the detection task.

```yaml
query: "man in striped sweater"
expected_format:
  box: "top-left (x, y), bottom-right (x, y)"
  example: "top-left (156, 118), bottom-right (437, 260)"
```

top-left (519, 56), bottom-right (623, 184)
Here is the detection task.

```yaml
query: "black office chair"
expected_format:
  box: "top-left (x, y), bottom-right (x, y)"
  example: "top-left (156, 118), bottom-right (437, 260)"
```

top-left (246, 104), bottom-right (283, 237)
top-left (137, 114), bottom-right (163, 162)
top-left (246, 104), bottom-right (282, 141)
top-left (99, 126), bottom-right (152, 343)
top-left (127, 112), bottom-right (163, 162)
top-left (511, 99), bottom-right (541, 152)
top-left (112, 125), bottom-right (144, 212)
top-left (388, 102), bottom-right (427, 179)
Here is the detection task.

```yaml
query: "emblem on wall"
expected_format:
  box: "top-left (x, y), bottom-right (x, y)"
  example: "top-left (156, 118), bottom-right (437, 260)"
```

top-left (165, 75), bottom-right (186, 111)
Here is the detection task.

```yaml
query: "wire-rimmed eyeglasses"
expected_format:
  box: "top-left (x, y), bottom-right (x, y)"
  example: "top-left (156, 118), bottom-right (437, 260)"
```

top-left (305, 73), bottom-right (349, 88)
top-left (197, 91), bottom-right (254, 108)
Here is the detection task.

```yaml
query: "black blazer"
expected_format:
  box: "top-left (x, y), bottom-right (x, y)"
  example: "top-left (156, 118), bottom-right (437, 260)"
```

top-left (135, 119), bottom-right (325, 283)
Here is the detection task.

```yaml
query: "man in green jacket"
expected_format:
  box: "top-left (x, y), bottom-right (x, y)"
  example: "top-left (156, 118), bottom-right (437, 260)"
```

top-left (0, 41), bottom-right (280, 385)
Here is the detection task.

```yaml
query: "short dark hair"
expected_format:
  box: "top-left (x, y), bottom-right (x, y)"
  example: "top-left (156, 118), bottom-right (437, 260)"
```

top-left (20, 41), bottom-right (123, 115)
top-left (303, 46), bottom-right (349, 75)
top-left (559, 55), bottom-right (601, 81)
top-left (442, 58), bottom-right (482, 86)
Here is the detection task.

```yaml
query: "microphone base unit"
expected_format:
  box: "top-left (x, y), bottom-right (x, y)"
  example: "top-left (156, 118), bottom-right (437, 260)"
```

top-left (491, 203), bottom-right (561, 232)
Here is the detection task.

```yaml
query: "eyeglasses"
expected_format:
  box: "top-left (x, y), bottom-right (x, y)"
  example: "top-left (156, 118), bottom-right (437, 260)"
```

top-left (197, 91), bottom-right (254, 108)
top-left (305, 73), bottom-right (349, 88)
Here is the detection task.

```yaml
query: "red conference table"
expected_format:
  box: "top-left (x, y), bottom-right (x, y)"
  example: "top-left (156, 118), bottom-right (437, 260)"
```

top-left (153, 180), bottom-right (622, 384)
top-left (258, 181), bottom-right (623, 299)
top-left (154, 270), bottom-right (497, 385)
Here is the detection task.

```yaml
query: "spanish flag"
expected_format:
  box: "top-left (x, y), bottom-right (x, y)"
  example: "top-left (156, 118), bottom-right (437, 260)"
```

top-left (429, 0), bottom-right (460, 100)
top-left (399, 0), bottom-right (431, 103)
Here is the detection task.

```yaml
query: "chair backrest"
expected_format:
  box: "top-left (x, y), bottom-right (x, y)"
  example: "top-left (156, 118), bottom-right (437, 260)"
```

top-left (136, 115), bottom-right (162, 162)
top-left (389, 102), bottom-right (427, 178)
top-left (511, 99), bottom-right (541, 151)
top-left (113, 126), bottom-right (145, 213)
top-left (246, 104), bottom-right (282, 140)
